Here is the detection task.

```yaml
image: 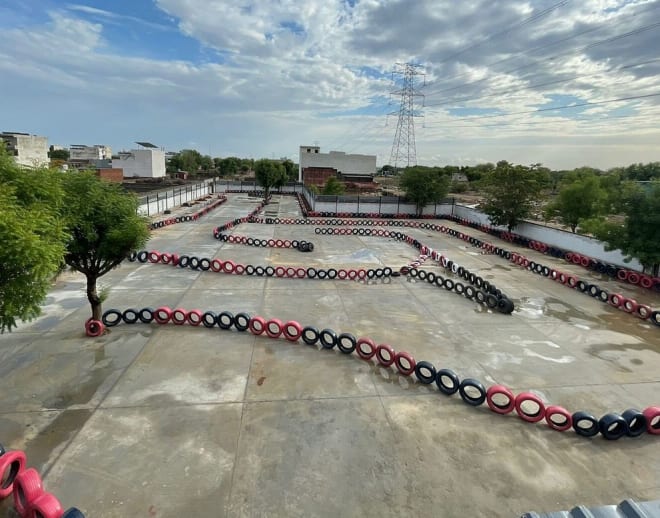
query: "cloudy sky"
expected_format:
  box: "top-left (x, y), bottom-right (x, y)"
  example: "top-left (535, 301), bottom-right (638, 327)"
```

top-left (1, 0), bottom-right (659, 169)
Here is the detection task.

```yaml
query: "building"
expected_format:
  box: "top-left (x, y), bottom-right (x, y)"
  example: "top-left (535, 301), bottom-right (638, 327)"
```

top-left (94, 168), bottom-right (123, 183)
top-left (69, 144), bottom-right (111, 164)
top-left (298, 146), bottom-right (376, 184)
top-left (112, 142), bottom-right (166, 178)
top-left (1, 132), bottom-right (49, 167)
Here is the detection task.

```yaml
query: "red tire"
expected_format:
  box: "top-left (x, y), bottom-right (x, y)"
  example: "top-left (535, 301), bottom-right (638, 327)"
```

top-left (275, 266), bottom-right (286, 277)
top-left (337, 269), bottom-right (348, 280)
top-left (249, 316), bottom-right (266, 335)
top-left (514, 392), bottom-right (546, 423)
top-left (265, 318), bottom-right (283, 339)
top-left (154, 306), bottom-right (172, 324)
top-left (13, 468), bottom-right (44, 516)
top-left (85, 319), bottom-right (104, 337)
top-left (544, 405), bottom-right (572, 431)
top-left (580, 256), bottom-right (591, 267)
top-left (286, 267), bottom-right (296, 278)
top-left (571, 254), bottom-right (582, 265)
top-left (275, 239), bottom-right (284, 248)
top-left (617, 269), bottom-right (629, 281)
top-left (628, 272), bottom-right (641, 285)
top-left (622, 298), bottom-right (638, 313)
top-left (394, 351), bottom-right (416, 376)
top-left (267, 239), bottom-right (276, 247)
top-left (283, 321), bottom-right (302, 342)
top-left (375, 344), bottom-right (396, 367)
top-left (283, 240), bottom-right (292, 248)
top-left (347, 270), bottom-right (358, 280)
top-left (0, 450), bottom-right (26, 499)
top-left (635, 304), bottom-right (652, 320)
top-left (486, 385), bottom-right (515, 415)
top-left (186, 309), bottom-right (203, 326)
top-left (356, 337), bottom-right (377, 360)
top-left (608, 293), bottom-right (624, 308)
top-left (160, 253), bottom-right (172, 265)
top-left (222, 260), bottom-right (236, 274)
top-left (26, 492), bottom-right (63, 518)
top-left (640, 276), bottom-right (654, 289)
top-left (566, 275), bottom-right (578, 288)
top-left (234, 264), bottom-right (246, 275)
top-left (357, 269), bottom-right (367, 280)
top-left (148, 251), bottom-right (161, 263)
top-left (296, 268), bottom-right (306, 279)
top-left (171, 308), bottom-right (188, 325)
top-left (643, 406), bottom-right (660, 435)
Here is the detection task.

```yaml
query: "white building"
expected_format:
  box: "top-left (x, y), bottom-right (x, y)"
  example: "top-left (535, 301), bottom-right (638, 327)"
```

top-left (298, 145), bottom-right (376, 182)
top-left (1, 132), bottom-right (49, 167)
top-left (112, 145), bottom-right (166, 178)
top-left (70, 144), bottom-right (112, 161)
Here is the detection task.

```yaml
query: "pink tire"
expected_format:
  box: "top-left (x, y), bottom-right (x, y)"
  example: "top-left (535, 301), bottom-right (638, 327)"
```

top-left (643, 406), bottom-right (660, 434)
top-left (394, 351), bottom-right (416, 376)
top-left (0, 450), bottom-right (26, 499)
top-left (486, 385), bottom-right (515, 415)
top-left (154, 306), bottom-right (172, 324)
top-left (13, 468), bottom-right (44, 516)
top-left (515, 392), bottom-right (546, 423)
top-left (356, 337), bottom-right (376, 360)
top-left (249, 316), bottom-right (266, 335)
top-left (26, 492), bottom-right (63, 518)
top-left (171, 308), bottom-right (188, 325)
top-left (85, 319), bottom-right (104, 337)
top-left (265, 319), bottom-right (283, 339)
top-left (283, 321), bottom-right (302, 342)
top-left (544, 405), bottom-right (573, 431)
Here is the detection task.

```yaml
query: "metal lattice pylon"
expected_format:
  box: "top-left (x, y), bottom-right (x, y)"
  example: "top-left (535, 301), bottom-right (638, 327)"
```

top-left (389, 63), bottom-right (425, 170)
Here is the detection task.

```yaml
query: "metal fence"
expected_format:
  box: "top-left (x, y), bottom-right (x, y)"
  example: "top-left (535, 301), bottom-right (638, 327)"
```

top-left (137, 181), bottom-right (213, 216)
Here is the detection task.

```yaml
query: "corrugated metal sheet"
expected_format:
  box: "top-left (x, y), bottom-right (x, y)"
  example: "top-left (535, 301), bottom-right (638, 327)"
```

top-left (522, 499), bottom-right (660, 517)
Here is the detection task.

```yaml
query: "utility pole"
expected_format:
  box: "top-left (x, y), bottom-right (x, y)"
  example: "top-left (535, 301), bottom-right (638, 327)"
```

top-left (389, 63), bottom-right (425, 171)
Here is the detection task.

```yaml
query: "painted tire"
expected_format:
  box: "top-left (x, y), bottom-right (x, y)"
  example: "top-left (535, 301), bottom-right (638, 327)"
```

top-left (356, 337), bottom-right (377, 360)
top-left (26, 492), bottom-right (63, 518)
top-left (635, 304), bottom-right (652, 320)
top-left (337, 333), bottom-right (357, 354)
top-left (171, 308), bottom-right (188, 325)
top-left (301, 326), bottom-right (320, 346)
top-left (643, 406), bottom-right (660, 434)
top-left (622, 298), bottom-right (638, 313)
top-left (0, 450), bottom-right (26, 499)
top-left (514, 392), bottom-right (545, 423)
top-left (217, 311), bottom-right (234, 330)
top-left (599, 413), bottom-right (628, 440)
top-left (85, 319), bottom-right (104, 337)
top-left (375, 344), bottom-right (396, 367)
top-left (486, 385), bottom-right (515, 414)
top-left (621, 408), bottom-right (646, 437)
top-left (102, 309), bottom-right (122, 327)
top-left (394, 351), bottom-right (416, 375)
top-left (608, 293), bottom-right (624, 308)
top-left (265, 319), bottom-right (283, 339)
top-left (154, 306), bottom-right (172, 324)
top-left (186, 309), bottom-right (203, 326)
top-left (544, 405), bottom-right (572, 431)
top-left (572, 411), bottom-right (599, 437)
top-left (13, 467), bottom-right (44, 516)
top-left (248, 316), bottom-right (266, 335)
top-left (414, 360), bottom-right (436, 384)
top-left (283, 321), bottom-right (303, 342)
top-left (458, 378), bottom-right (486, 406)
top-left (234, 313), bottom-right (251, 332)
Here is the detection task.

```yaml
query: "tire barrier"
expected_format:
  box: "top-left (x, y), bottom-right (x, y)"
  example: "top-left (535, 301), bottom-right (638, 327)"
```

top-left (102, 307), bottom-right (660, 441)
top-left (0, 443), bottom-right (84, 517)
top-left (149, 195), bottom-right (227, 230)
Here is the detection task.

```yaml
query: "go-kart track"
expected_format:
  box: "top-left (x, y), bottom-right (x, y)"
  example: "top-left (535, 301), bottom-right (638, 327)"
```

top-left (1, 193), bottom-right (659, 518)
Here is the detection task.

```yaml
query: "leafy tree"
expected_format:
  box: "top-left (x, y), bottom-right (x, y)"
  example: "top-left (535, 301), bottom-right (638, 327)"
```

top-left (400, 166), bottom-right (450, 216)
top-left (48, 148), bottom-right (70, 160)
top-left (0, 146), bottom-right (67, 332)
top-left (544, 174), bottom-right (606, 232)
top-left (582, 182), bottom-right (660, 274)
top-left (322, 176), bottom-right (345, 195)
top-left (380, 164), bottom-right (396, 175)
top-left (254, 159), bottom-right (286, 200)
top-left (200, 155), bottom-right (214, 171)
top-left (281, 159), bottom-right (297, 182)
top-left (61, 172), bottom-right (150, 322)
top-left (480, 161), bottom-right (545, 231)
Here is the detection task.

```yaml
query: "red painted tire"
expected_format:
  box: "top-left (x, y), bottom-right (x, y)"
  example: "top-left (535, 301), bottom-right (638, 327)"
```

top-left (275, 239), bottom-right (285, 248)
top-left (154, 306), bottom-right (172, 324)
top-left (356, 337), bottom-right (377, 360)
top-left (186, 309), bottom-right (203, 326)
top-left (643, 406), bottom-right (660, 434)
top-left (211, 259), bottom-right (223, 272)
top-left (394, 351), bottom-right (416, 376)
top-left (267, 239), bottom-right (276, 247)
top-left (375, 344), bottom-right (396, 367)
top-left (85, 319), bottom-right (104, 337)
top-left (347, 270), bottom-right (358, 280)
top-left (283, 321), bottom-right (302, 342)
top-left (617, 269), bottom-right (629, 281)
top-left (275, 266), bottom-right (286, 277)
top-left (160, 253), bottom-right (172, 265)
top-left (486, 385), bottom-right (515, 415)
top-left (571, 254), bottom-right (582, 265)
top-left (283, 240), bottom-right (292, 248)
top-left (13, 468), bottom-right (44, 516)
top-left (148, 251), bottom-right (161, 263)
top-left (640, 276), bottom-right (654, 289)
top-left (580, 256), bottom-right (591, 267)
top-left (357, 269), bottom-right (367, 280)
top-left (337, 269), bottom-right (348, 280)
top-left (608, 293), bottom-right (624, 308)
top-left (566, 275), bottom-right (578, 288)
top-left (170, 253), bottom-right (179, 266)
top-left (622, 298), bottom-right (638, 313)
top-left (285, 267), bottom-right (296, 278)
top-left (27, 492), bottom-right (63, 518)
top-left (545, 405), bottom-right (573, 431)
top-left (248, 316), bottom-right (266, 335)
top-left (222, 260), bottom-right (236, 274)
top-left (635, 304), bottom-right (652, 320)
top-left (171, 308), bottom-right (188, 325)
top-left (514, 392), bottom-right (546, 423)
top-left (296, 268), bottom-right (306, 279)
top-left (234, 264), bottom-right (245, 275)
top-left (265, 318), bottom-right (283, 339)
top-left (628, 272), bottom-right (641, 285)
top-left (0, 450), bottom-right (26, 499)
top-left (564, 252), bottom-right (573, 262)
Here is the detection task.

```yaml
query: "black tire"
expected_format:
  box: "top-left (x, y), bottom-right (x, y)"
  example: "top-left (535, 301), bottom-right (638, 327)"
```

top-left (306, 267), bottom-right (318, 279)
top-left (122, 308), bottom-right (139, 324)
top-left (454, 282), bottom-right (465, 295)
top-left (245, 265), bottom-right (256, 275)
top-left (127, 251), bottom-right (137, 262)
top-left (414, 361), bottom-right (436, 384)
top-left (458, 378), bottom-right (486, 406)
top-left (302, 326), bottom-right (320, 346)
top-left (337, 333), bottom-right (357, 354)
top-left (417, 270), bottom-right (427, 281)
top-left (576, 280), bottom-right (588, 292)
top-left (426, 272), bottom-right (436, 284)
top-left (435, 369), bottom-right (460, 395)
top-left (598, 290), bottom-right (609, 303)
top-left (485, 294), bottom-right (498, 309)
top-left (178, 255), bottom-right (190, 268)
top-left (234, 312), bottom-right (251, 331)
top-left (306, 243), bottom-right (314, 252)
top-left (62, 508), bottom-right (86, 518)
top-left (189, 256), bottom-right (200, 270)
top-left (464, 286), bottom-right (476, 299)
top-left (265, 267), bottom-right (275, 277)
top-left (622, 408), bottom-right (646, 437)
top-left (475, 291), bottom-right (486, 304)
top-left (137, 251), bottom-right (148, 263)
top-left (599, 413), bottom-right (628, 440)
top-left (434, 276), bottom-right (444, 288)
top-left (317, 269), bottom-right (328, 279)
top-left (199, 258), bottom-right (211, 271)
top-left (319, 329), bottom-right (337, 349)
top-left (588, 284), bottom-right (601, 298)
top-left (327, 268), bottom-right (338, 279)
top-left (217, 311), bottom-right (234, 330)
top-left (497, 297), bottom-right (515, 314)
top-left (102, 309), bottom-right (122, 327)
top-left (138, 307), bottom-right (154, 324)
top-left (202, 311), bottom-right (218, 328)
top-left (443, 278), bottom-right (455, 291)
top-left (255, 266), bottom-right (265, 276)
top-left (383, 267), bottom-right (393, 277)
top-left (572, 411), bottom-right (599, 437)
top-left (542, 266), bottom-right (551, 277)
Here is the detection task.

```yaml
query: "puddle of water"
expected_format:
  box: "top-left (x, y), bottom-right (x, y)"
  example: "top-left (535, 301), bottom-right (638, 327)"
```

top-left (516, 296), bottom-right (598, 328)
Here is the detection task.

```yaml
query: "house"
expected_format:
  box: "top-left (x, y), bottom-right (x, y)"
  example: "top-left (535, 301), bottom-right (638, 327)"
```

top-left (1, 132), bottom-right (49, 167)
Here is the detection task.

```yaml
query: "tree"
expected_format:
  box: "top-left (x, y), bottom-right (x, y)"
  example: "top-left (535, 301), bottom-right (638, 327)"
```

top-left (281, 159), bottom-right (297, 182)
top-left (322, 176), bottom-right (345, 195)
top-left (544, 174), bottom-right (606, 232)
top-left (582, 182), bottom-right (660, 275)
top-left (61, 172), bottom-right (150, 322)
top-left (0, 146), bottom-right (67, 332)
top-left (254, 159), bottom-right (286, 200)
top-left (400, 167), bottom-right (450, 216)
top-left (480, 161), bottom-right (545, 231)
top-left (48, 147), bottom-right (70, 161)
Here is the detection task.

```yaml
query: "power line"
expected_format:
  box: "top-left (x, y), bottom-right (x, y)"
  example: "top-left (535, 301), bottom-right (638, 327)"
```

top-left (389, 63), bottom-right (425, 169)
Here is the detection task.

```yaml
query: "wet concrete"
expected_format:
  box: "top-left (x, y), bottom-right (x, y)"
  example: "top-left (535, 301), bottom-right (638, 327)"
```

top-left (1, 194), bottom-right (659, 517)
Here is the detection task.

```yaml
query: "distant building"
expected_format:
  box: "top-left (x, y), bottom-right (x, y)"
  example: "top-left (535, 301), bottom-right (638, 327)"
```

top-left (68, 144), bottom-right (112, 168)
top-left (112, 142), bottom-right (166, 178)
top-left (298, 146), bottom-right (376, 184)
top-left (94, 168), bottom-right (123, 183)
top-left (1, 132), bottom-right (49, 167)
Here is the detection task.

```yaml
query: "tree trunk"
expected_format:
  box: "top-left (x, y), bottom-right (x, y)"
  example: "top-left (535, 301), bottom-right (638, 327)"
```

top-left (86, 274), bottom-right (102, 321)
top-left (571, 224), bottom-right (577, 233)
top-left (264, 186), bottom-right (270, 202)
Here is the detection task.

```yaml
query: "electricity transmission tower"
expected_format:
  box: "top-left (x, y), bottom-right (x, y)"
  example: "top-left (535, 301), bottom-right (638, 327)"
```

top-left (389, 63), bottom-right (425, 170)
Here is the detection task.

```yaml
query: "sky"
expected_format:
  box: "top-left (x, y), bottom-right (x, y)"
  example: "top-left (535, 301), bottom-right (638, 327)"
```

top-left (0, 0), bottom-right (659, 170)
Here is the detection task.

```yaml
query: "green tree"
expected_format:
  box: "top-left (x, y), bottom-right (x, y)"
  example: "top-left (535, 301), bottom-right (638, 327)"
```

top-left (400, 166), bottom-right (450, 216)
top-left (200, 155), bottom-right (214, 171)
top-left (544, 174), bottom-right (606, 232)
top-left (0, 147), bottom-right (67, 332)
top-left (48, 147), bottom-right (70, 160)
top-left (322, 176), bottom-right (345, 195)
top-left (61, 172), bottom-right (150, 322)
top-left (254, 159), bottom-right (286, 200)
top-left (480, 161), bottom-right (545, 231)
top-left (582, 182), bottom-right (660, 274)
top-left (281, 159), bottom-right (297, 182)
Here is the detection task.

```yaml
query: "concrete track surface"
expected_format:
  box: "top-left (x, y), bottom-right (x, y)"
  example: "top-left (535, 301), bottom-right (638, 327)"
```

top-left (1, 194), bottom-right (659, 518)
